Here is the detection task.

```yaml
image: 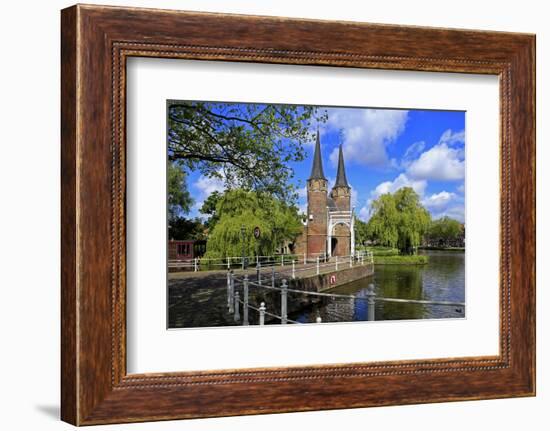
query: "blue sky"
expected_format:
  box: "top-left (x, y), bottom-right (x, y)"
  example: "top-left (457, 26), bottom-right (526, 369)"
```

top-left (184, 105), bottom-right (465, 223)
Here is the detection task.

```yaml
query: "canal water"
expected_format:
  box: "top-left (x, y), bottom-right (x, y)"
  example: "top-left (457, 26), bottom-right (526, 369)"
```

top-left (290, 250), bottom-right (465, 323)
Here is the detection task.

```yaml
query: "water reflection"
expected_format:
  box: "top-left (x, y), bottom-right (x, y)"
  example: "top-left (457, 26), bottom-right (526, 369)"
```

top-left (290, 250), bottom-right (465, 323)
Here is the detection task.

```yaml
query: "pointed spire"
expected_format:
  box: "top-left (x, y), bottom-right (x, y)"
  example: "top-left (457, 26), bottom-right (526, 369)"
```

top-left (308, 129), bottom-right (326, 181)
top-left (334, 144), bottom-right (350, 188)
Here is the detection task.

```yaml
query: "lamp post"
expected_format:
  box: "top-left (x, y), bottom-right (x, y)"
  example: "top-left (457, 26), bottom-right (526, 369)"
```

top-left (240, 224), bottom-right (247, 269)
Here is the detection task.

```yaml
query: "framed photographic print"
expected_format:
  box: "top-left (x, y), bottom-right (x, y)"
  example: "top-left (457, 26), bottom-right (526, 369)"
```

top-left (61, 4), bottom-right (535, 425)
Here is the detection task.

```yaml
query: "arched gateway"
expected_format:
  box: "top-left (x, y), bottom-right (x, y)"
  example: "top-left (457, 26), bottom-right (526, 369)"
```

top-left (295, 132), bottom-right (355, 259)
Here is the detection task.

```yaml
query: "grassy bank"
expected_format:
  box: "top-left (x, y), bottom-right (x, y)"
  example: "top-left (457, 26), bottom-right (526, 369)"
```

top-left (357, 246), bottom-right (429, 265)
top-left (373, 255), bottom-right (429, 265)
top-left (362, 246), bottom-right (399, 256)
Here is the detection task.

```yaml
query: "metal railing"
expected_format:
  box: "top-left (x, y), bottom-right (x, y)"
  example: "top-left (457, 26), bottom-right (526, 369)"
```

top-left (169, 253), bottom-right (306, 272)
top-left (227, 271), bottom-right (465, 325)
top-left (169, 250), bottom-right (374, 274)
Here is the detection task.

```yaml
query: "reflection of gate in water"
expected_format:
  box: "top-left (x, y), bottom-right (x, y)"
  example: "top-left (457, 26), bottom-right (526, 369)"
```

top-left (225, 253), bottom-right (464, 325)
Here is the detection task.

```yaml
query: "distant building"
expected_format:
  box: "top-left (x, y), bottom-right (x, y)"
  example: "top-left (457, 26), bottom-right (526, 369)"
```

top-left (168, 239), bottom-right (206, 261)
top-left (295, 131), bottom-right (355, 259)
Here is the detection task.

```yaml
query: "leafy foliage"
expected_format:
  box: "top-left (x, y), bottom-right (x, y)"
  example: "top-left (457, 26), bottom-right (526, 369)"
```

top-left (168, 217), bottom-right (206, 241)
top-left (366, 187), bottom-right (431, 254)
top-left (199, 191), bottom-right (222, 230)
top-left (425, 216), bottom-right (463, 245)
top-left (203, 190), bottom-right (303, 259)
top-left (354, 216), bottom-right (369, 247)
top-left (427, 216), bottom-right (462, 239)
top-left (366, 194), bottom-right (399, 248)
top-left (168, 101), bottom-right (326, 202)
top-left (168, 161), bottom-right (193, 221)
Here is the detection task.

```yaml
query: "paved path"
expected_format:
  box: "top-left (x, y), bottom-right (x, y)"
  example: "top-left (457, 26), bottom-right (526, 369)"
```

top-left (168, 260), bottom-right (372, 328)
top-left (169, 258), bottom-right (361, 282)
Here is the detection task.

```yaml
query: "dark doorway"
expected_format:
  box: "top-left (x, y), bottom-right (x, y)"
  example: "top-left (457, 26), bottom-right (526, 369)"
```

top-left (331, 237), bottom-right (338, 256)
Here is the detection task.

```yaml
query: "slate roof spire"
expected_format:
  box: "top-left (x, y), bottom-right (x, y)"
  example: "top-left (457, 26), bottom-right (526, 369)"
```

top-left (308, 129), bottom-right (326, 181)
top-left (334, 144), bottom-right (350, 188)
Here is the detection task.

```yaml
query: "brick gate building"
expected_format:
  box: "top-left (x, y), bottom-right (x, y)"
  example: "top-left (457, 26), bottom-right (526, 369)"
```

top-left (295, 131), bottom-right (355, 259)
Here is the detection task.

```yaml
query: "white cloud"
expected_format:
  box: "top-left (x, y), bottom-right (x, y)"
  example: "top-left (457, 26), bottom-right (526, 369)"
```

top-left (357, 173), bottom-right (427, 222)
top-left (456, 184), bottom-right (465, 194)
top-left (402, 141), bottom-right (426, 167)
top-left (407, 143), bottom-right (464, 181)
top-left (194, 174), bottom-right (225, 196)
top-left (432, 205), bottom-right (465, 223)
top-left (358, 205), bottom-right (370, 222)
top-left (371, 173), bottom-right (427, 199)
top-left (422, 190), bottom-right (465, 222)
top-left (325, 108), bottom-right (408, 167)
top-left (350, 187), bottom-right (359, 208)
top-left (405, 129), bottom-right (465, 181)
top-left (422, 191), bottom-right (457, 212)
top-left (189, 173), bottom-right (226, 219)
top-left (439, 129), bottom-right (465, 146)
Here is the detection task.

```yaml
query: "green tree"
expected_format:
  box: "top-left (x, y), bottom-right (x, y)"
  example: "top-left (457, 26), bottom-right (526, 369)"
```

top-left (168, 161), bottom-right (193, 221)
top-left (366, 193), bottom-right (399, 248)
top-left (203, 190), bottom-right (303, 259)
top-left (426, 216), bottom-right (463, 245)
top-left (168, 217), bottom-right (207, 241)
top-left (199, 191), bottom-right (222, 230)
top-left (354, 216), bottom-right (370, 247)
top-left (168, 101), bottom-right (326, 202)
top-left (367, 187), bottom-right (431, 254)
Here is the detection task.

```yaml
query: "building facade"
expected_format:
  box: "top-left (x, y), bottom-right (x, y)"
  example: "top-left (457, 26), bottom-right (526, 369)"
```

top-left (295, 132), bottom-right (355, 259)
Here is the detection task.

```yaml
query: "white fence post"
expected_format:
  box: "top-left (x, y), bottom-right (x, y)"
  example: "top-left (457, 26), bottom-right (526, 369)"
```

top-left (259, 302), bottom-right (266, 325)
top-left (335, 255), bottom-right (338, 271)
top-left (281, 255), bottom-right (284, 267)
top-left (227, 257), bottom-right (230, 270)
top-left (292, 260), bottom-right (296, 279)
top-left (226, 270), bottom-right (231, 310)
top-left (194, 258), bottom-right (198, 272)
top-left (316, 315), bottom-right (322, 323)
top-left (243, 274), bottom-right (249, 326)
top-left (234, 290), bottom-right (240, 322)
top-left (256, 262), bottom-right (261, 285)
top-left (228, 272), bottom-right (234, 314)
top-left (366, 283), bottom-right (376, 321)
top-left (281, 279), bottom-right (288, 324)
top-left (303, 252), bottom-right (306, 265)
top-left (316, 256), bottom-right (320, 275)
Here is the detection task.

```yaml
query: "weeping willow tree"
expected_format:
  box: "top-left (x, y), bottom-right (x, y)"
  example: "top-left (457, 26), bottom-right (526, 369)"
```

top-left (367, 187), bottom-right (431, 254)
top-left (203, 189), bottom-right (303, 259)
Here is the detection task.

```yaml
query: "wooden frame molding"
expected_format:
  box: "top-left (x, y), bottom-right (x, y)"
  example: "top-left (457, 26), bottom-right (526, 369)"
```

top-left (61, 4), bottom-right (535, 425)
